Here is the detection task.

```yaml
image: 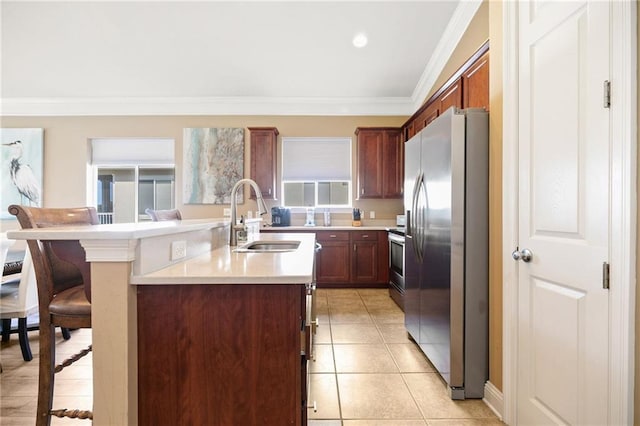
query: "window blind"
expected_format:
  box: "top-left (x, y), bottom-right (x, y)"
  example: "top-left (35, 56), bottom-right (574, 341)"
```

top-left (91, 138), bottom-right (175, 165)
top-left (281, 137), bottom-right (351, 180)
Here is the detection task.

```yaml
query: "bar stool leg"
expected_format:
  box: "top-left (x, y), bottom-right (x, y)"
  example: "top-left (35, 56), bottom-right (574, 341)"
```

top-left (36, 322), bottom-right (55, 426)
top-left (1, 319), bottom-right (10, 342)
top-left (17, 317), bottom-right (33, 361)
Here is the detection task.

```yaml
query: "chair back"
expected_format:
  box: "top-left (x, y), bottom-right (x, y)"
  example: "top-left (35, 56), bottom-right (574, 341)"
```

top-left (0, 249), bottom-right (39, 318)
top-left (7, 205), bottom-right (99, 319)
top-left (145, 208), bottom-right (182, 221)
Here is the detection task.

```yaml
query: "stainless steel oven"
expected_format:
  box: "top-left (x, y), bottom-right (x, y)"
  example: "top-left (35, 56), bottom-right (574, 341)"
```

top-left (388, 230), bottom-right (405, 310)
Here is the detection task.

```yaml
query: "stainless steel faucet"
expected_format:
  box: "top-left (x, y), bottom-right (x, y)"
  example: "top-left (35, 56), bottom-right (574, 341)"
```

top-left (229, 178), bottom-right (268, 246)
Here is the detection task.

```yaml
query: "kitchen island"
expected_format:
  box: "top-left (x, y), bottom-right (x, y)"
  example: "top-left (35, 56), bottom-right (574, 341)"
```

top-left (8, 220), bottom-right (316, 426)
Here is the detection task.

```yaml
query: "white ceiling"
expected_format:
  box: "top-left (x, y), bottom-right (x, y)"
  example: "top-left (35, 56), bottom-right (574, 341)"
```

top-left (0, 1), bottom-right (482, 116)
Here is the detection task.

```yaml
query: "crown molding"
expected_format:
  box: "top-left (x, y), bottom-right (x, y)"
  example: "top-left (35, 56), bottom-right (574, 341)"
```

top-left (0, 96), bottom-right (416, 117)
top-left (410, 0), bottom-right (483, 111)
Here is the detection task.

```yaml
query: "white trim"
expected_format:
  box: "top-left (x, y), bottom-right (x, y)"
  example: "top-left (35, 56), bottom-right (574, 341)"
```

top-left (80, 239), bottom-right (138, 262)
top-left (0, 96), bottom-right (415, 117)
top-left (502, 2), bottom-right (637, 425)
top-left (410, 0), bottom-right (484, 111)
top-left (608, 1), bottom-right (637, 424)
top-left (483, 381), bottom-right (504, 420)
top-left (502, 2), bottom-right (519, 424)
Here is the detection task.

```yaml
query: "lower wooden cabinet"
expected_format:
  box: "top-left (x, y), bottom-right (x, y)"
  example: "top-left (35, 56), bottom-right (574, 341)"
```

top-left (315, 231), bottom-right (350, 284)
top-left (137, 283), bottom-right (306, 425)
top-left (264, 229), bottom-right (388, 287)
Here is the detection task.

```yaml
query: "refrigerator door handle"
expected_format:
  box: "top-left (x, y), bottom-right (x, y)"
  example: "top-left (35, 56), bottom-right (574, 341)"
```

top-left (410, 173), bottom-right (421, 259)
top-left (409, 173), bottom-right (420, 237)
top-left (414, 172), bottom-right (426, 262)
top-left (417, 173), bottom-right (427, 262)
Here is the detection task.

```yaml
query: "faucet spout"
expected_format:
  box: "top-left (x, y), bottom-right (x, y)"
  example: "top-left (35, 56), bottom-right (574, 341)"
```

top-left (229, 178), bottom-right (268, 246)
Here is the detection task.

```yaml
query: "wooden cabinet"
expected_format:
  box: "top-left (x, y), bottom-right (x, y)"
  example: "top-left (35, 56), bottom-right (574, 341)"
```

top-left (249, 127), bottom-right (278, 199)
top-left (351, 231), bottom-right (379, 283)
top-left (382, 130), bottom-right (404, 199)
top-left (138, 283), bottom-right (306, 425)
top-left (438, 76), bottom-right (463, 114)
top-left (411, 102), bottom-right (439, 139)
top-left (402, 41), bottom-right (489, 141)
top-left (355, 128), bottom-right (403, 199)
top-left (462, 50), bottom-right (490, 111)
top-left (264, 229), bottom-right (388, 287)
top-left (315, 231), bottom-right (351, 284)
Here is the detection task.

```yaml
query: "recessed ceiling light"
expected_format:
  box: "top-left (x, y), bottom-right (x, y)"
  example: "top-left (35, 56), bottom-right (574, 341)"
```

top-left (352, 33), bottom-right (368, 48)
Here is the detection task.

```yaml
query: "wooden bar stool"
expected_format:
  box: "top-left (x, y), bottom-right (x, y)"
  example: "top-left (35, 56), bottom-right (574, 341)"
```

top-left (9, 205), bottom-right (97, 426)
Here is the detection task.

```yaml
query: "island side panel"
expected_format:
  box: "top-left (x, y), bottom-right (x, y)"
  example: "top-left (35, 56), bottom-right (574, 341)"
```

top-left (137, 284), bottom-right (304, 426)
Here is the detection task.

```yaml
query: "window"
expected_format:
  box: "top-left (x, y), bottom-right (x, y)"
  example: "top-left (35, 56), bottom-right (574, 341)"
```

top-left (281, 137), bottom-right (352, 208)
top-left (90, 138), bottom-right (175, 224)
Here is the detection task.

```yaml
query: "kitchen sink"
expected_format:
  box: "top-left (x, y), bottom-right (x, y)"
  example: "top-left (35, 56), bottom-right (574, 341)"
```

top-left (234, 240), bottom-right (301, 253)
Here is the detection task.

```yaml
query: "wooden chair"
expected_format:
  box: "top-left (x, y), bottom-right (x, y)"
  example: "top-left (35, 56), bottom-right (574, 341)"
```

top-left (8, 205), bottom-right (97, 425)
top-left (145, 208), bottom-right (182, 221)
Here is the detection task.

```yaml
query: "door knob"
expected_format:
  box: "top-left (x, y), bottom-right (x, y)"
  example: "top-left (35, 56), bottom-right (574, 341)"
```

top-left (512, 248), bottom-right (533, 262)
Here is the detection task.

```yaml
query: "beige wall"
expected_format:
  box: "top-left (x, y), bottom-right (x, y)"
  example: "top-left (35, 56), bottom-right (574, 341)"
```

top-left (0, 115), bottom-right (407, 232)
top-left (488, 0), bottom-right (503, 392)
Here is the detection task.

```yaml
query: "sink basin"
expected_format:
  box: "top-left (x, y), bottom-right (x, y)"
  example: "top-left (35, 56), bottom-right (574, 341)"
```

top-left (234, 240), bottom-right (301, 253)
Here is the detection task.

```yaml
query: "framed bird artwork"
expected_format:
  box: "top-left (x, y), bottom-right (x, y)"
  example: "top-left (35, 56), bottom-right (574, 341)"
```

top-left (1, 128), bottom-right (43, 219)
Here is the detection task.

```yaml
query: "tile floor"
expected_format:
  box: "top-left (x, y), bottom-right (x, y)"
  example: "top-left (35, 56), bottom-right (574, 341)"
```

top-left (0, 288), bottom-right (502, 425)
top-left (307, 288), bottom-right (502, 425)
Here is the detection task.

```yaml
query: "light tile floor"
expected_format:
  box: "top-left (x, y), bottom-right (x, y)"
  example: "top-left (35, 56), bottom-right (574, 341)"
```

top-left (0, 288), bottom-right (503, 425)
top-left (308, 288), bottom-right (503, 425)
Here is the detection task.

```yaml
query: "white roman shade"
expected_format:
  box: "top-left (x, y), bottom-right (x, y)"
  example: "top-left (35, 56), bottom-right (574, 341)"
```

top-left (91, 138), bottom-right (175, 165)
top-left (282, 137), bottom-right (351, 180)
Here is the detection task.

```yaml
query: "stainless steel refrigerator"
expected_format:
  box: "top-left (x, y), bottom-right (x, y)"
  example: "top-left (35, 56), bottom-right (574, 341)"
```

top-left (404, 107), bottom-right (488, 399)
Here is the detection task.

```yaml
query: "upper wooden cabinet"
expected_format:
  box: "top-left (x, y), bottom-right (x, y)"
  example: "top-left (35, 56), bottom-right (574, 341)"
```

top-left (462, 50), bottom-right (489, 110)
top-left (355, 127), bottom-right (403, 199)
top-left (249, 127), bottom-right (278, 200)
top-left (403, 41), bottom-right (489, 141)
top-left (438, 76), bottom-right (463, 114)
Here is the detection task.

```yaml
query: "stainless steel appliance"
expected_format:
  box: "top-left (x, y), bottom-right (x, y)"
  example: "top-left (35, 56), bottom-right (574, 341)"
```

top-left (404, 107), bottom-right (488, 399)
top-left (271, 207), bottom-right (290, 226)
top-left (388, 229), bottom-right (405, 310)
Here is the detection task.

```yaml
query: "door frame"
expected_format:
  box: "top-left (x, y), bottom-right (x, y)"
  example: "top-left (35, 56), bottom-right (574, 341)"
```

top-left (502, 2), bottom-right (637, 425)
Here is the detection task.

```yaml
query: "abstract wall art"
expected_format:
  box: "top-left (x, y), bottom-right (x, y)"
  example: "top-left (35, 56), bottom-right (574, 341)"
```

top-left (183, 127), bottom-right (244, 204)
top-left (1, 128), bottom-right (44, 219)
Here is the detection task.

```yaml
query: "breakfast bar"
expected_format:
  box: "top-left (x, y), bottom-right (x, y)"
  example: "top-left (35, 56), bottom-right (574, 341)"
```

top-left (8, 220), bottom-right (316, 425)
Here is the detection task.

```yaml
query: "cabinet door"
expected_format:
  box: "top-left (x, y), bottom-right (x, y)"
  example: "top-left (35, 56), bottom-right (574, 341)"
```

top-left (382, 129), bottom-right (403, 198)
top-left (249, 127), bottom-right (279, 199)
top-left (356, 129), bottom-right (384, 199)
top-left (316, 231), bottom-right (350, 284)
top-left (352, 239), bottom-right (378, 283)
top-left (462, 51), bottom-right (490, 111)
top-left (413, 102), bottom-right (439, 134)
top-left (351, 232), bottom-right (379, 283)
top-left (438, 76), bottom-right (463, 114)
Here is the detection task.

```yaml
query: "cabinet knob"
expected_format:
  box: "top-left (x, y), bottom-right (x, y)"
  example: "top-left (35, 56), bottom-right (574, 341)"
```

top-left (329, 234), bottom-right (337, 238)
top-left (362, 234), bottom-right (369, 238)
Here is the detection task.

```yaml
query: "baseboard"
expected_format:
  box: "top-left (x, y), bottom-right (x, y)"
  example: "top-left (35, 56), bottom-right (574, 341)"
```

top-left (483, 381), bottom-right (504, 420)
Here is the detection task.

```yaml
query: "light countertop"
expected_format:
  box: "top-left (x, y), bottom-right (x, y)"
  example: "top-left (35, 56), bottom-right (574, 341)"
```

top-left (131, 232), bottom-right (317, 285)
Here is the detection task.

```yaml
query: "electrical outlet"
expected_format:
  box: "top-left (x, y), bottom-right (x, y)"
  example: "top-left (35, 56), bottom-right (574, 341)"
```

top-left (171, 240), bottom-right (187, 260)
top-left (370, 211), bottom-right (376, 219)
top-left (223, 208), bottom-right (231, 217)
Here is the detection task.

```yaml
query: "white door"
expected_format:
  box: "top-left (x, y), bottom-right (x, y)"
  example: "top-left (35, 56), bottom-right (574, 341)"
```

top-left (515, 1), bottom-right (610, 424)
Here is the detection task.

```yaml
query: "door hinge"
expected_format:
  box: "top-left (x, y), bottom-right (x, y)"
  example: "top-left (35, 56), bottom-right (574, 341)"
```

top-left (602, 262), bottom-right (610, 289)
top-left (603, 80), bottom-right (611, 108)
